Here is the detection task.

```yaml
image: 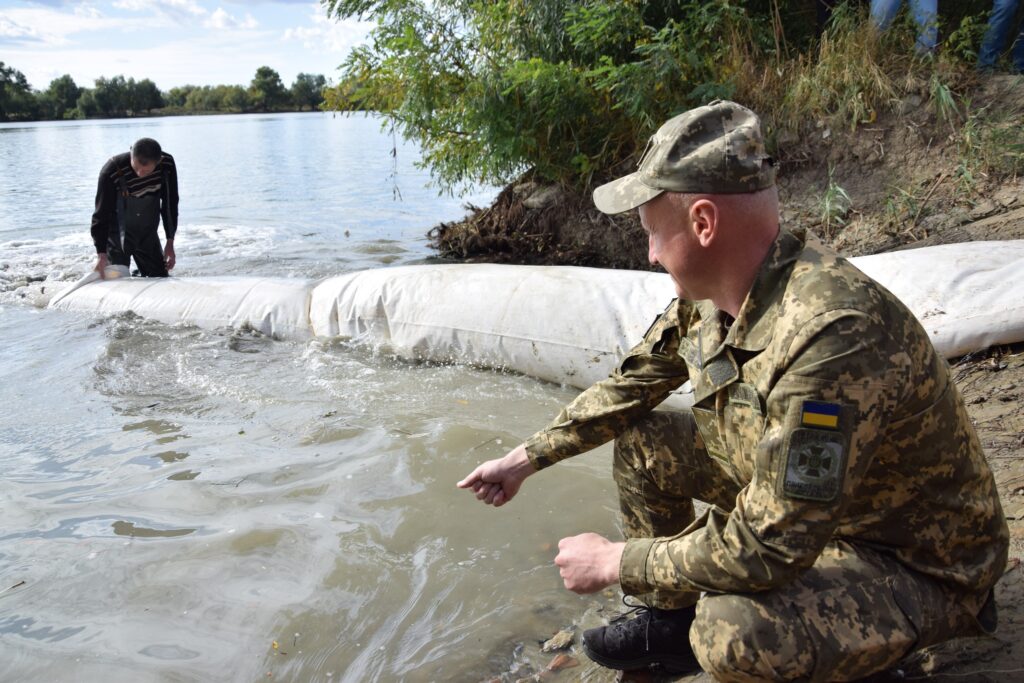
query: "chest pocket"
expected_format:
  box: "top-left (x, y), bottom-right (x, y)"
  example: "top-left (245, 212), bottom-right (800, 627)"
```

top-left (692, 382), bottom-right (765, 484)
top-left (722, 382), bottom-right (765, 482)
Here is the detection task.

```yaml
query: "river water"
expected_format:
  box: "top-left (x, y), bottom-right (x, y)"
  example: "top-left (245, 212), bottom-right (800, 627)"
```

top-left (0, 113), bottom-right (620, 682)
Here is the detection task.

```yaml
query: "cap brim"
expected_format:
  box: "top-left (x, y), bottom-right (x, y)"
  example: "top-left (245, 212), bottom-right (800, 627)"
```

top-left (592, 173), bottom-right (664, 214)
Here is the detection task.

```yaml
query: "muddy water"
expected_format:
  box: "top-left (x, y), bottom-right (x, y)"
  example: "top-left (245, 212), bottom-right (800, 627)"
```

top-left (0, 304), bottom-right (622, 682)
top-left (0, 114), bottom-right (622, 681)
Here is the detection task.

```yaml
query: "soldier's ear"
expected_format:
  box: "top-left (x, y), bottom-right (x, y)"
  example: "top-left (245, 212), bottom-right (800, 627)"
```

top-left (689, 199), bottom-right (718, 247)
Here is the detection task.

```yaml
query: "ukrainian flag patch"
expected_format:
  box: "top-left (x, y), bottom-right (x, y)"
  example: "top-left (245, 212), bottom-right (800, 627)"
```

top-left (801, 400), bottom-right (841, 429)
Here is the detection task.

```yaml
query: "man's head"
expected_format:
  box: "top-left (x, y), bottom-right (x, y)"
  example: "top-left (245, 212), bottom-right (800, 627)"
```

top-left (130, 137), bottom-right (162, 177)
top-left (593, 101), bottom-right (780, 309)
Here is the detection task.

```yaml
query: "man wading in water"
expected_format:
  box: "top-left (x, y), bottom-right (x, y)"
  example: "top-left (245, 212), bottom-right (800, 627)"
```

top-left (91, 137), bottom-right (179, 278)
top-left (458, 100), bottom-right (1008, 680)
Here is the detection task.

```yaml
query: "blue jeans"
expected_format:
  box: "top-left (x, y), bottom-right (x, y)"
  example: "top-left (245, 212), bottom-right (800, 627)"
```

top-left (871, 0), bottom-right (938, 52)
top-left (978, 0), bottom-right (1024, 71)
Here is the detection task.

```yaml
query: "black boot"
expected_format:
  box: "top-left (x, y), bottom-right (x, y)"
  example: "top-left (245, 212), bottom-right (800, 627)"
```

top-left (582, 602), bottom-right (701, 673)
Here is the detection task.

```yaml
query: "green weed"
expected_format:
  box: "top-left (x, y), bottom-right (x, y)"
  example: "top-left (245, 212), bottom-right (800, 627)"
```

top-left (819, 168), bottom-right (852, 238)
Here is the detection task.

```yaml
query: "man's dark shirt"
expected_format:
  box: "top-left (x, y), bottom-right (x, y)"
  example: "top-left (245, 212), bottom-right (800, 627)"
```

top-left (90, 151), bottom-right (179, 253)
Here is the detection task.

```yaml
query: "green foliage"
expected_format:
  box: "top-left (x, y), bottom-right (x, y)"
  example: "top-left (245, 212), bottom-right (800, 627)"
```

top-left (41, 75), bottom-right (81, 120)
top-left (250, 66), bottom-right (288, 112)
top-left (322, 1), bottom-right (1006, 193)
top-left (1, 63), bottom-right (330, 120)
top-left (818, 168), bottom-right (852, 238)
top-left (0, 61), bottom-right (38, 121)
top-left (132, 79), bottom-right (164, 113)
top-left (777, 3), bottom-right (898, 132)
top-left (291, 73), bottom-right (327, 111)
top-left (956, 105), bottom-right (1024, 192)
top-left (944, 12), bottom-right (987, 64)
top-left (323, 0), bottom-right (754, 190)
top-left (928, 72), bottom-right (960, 133)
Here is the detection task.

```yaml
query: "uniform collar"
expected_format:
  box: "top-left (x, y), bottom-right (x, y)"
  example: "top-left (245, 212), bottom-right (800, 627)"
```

top-left (726, 227), bottom-right (805, 352)
top-left (693, 227), bottom-right (806, 355)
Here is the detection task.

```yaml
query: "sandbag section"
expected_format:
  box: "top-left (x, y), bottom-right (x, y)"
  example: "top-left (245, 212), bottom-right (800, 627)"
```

top-left (309, 264), bottom-right (676, 389)
top-left (48, 241), bottom-right (1024, 389)
top-left (49, 276), bottom-right (314, 339)
top-left (849, 241), bottom-right (1024, 359)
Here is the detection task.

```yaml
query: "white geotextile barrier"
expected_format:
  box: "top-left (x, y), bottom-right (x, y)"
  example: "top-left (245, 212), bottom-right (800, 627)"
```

top-left (848, 241), bottom-right (1024, 360)
top-left (50, 272), bottom-right (314, 340)
top-left (49, 241), bottom-right (1024, 389)
top-left (309, 264), bottom-right (675, 388)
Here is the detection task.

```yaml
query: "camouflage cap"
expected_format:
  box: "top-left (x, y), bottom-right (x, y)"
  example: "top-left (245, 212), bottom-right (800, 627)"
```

top-left (592, 100), bottom-right (776, 214)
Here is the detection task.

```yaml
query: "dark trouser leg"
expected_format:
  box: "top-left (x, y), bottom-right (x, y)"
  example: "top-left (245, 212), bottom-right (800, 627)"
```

top-left (124, 228), bottom-right (169, 278)
top-left (691, 541), bottom-right (984, 682)
top-left (106, 232), bottom-right (130, 267)
top-left (613, 409), bottom-right (741, 609)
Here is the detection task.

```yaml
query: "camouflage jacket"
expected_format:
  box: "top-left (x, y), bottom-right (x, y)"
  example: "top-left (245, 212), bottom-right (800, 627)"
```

top-left (524, 228), bottom-right (1008, 598)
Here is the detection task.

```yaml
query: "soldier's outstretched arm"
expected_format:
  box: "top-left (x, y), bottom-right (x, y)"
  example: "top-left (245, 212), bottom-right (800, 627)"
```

top-left (457, 443), bottom-right (536, 507)
top-left (524, 300), bottom-right (690, 470)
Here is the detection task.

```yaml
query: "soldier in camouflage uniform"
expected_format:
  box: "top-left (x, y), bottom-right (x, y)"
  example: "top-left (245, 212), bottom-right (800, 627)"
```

top-left (457, 100), bottom-right (1008, 681)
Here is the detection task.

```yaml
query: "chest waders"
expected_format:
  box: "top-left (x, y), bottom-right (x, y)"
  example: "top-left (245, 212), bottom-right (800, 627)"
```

top-left (105, 160), bottom-right (169, 277)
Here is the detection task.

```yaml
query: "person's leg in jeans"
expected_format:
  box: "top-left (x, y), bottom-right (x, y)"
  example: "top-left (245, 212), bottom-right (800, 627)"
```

top-left (1014, 20), bottom-right (1024, 71)
top-left (979, 0), bottom-right (1021, 69)
top-left (871, 0), bottom-right (938, 52)
top-left (870, 0), bottom-right (903, 29)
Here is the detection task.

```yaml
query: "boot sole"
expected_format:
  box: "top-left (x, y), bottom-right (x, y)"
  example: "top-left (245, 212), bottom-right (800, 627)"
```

top-left (581, 640), bottom-right (700, 674)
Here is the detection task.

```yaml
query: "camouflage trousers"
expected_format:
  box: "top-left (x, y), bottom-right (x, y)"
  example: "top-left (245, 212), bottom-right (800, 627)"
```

top-left (613, 410), bottom-right (988, 682)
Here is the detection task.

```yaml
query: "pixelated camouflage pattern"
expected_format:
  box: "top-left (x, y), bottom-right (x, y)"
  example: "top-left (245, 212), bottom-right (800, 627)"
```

top-left (524, 226), bottom-right (1008, 615)
top-left (690, 541), bottom-right (989, 681)
top-left (592, 100), bottom-right (777, 215)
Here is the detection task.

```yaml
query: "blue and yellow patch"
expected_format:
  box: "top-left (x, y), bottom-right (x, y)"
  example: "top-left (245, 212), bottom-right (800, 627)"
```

top-left (801, 400), bottom-right (841, 429)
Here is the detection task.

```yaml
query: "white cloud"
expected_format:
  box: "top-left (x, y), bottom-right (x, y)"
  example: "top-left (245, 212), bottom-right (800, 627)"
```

top-left (113, 0), bottom-right (206, 15)
top-left (204, 8), bottom-right (258, 30)
top-left (112, 0), bottom-right (208, 25)
top-left (0, 6), bottom-right (139, 47)
top-left (282, 2), bottom-right (371, 54)
top-left (0, 16), bottom-right (42, 42)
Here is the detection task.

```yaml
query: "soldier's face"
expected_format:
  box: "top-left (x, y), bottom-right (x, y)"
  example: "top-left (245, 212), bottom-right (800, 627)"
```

top-left (639, 194), bottom-right (697, 298)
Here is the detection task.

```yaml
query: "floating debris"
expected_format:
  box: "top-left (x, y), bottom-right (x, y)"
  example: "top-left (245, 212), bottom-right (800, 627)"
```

top-left (540, 629), bottom-right (574, 653)
top-left (546, 653), bottom-right (579, 672)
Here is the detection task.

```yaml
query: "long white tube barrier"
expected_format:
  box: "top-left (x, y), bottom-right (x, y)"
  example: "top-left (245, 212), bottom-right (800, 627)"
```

top-left (50, 240), bottom-right (1024, 390)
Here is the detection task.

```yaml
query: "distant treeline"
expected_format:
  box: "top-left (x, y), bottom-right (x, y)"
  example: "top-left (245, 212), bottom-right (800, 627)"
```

top-left (0, 64), bottom-right (350, 122)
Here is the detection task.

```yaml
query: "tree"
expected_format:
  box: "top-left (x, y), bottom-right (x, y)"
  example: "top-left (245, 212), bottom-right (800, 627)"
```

top-left (222, 85), bottom-right (251, 112)
top-left (132, 78), bottom-right (164, 113)
top-left (74, 89), bottom-right (98, 119)
top-left (92, 75), bottom-right (131, 117)
top-left (41, 74), bottom-right (81, 119)
top-left (318, 1), bottom-right (798, 190)
top-left (249, 66), bottom-right (287, 112)
top-left (166, 85), bottom-right (196, 108)
top-left (290, 73), bottom-right (327, 111)
top-left (0, 62), bottom-right (38, 121)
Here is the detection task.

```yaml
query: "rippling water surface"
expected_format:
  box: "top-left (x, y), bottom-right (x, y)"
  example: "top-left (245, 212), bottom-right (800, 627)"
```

top-left (0, 114), bottom-right (620, 681)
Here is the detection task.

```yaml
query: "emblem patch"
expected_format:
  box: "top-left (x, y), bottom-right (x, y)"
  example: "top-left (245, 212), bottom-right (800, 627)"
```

top-left (782, 428), bottom-right (847, 502)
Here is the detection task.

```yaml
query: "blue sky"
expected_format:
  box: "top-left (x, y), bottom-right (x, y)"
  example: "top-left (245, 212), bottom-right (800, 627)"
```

top-left (0, 0), bottom-right (373, 91)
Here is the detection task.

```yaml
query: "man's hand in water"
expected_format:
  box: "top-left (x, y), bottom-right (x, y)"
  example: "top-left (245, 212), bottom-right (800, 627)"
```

top-left (94, 252), bottom-right (109, 279)
top-left (457, 443), bottom-right (536, 507)
top-left (164, 240), bottom-right (176, 271)
top-left (555, 533), bottom-right (624, 594)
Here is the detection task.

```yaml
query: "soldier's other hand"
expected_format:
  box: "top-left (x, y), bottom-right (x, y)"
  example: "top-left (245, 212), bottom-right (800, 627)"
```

top-left (554, 533), bottom-right (624, 594)
top-left (164, 241), bottom-right (176, 271)
top-left (457, 443), bottom-right (536, 507)
top-left (94, 253), bottom-right (108, 279)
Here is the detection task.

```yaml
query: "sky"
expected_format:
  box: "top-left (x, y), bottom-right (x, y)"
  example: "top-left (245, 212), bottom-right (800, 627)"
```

top-left (0, 0), bottom-right (373, 91)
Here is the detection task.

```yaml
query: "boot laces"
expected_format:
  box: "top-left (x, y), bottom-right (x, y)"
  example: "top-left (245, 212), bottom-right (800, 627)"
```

top-left (609, 595), bottom-right (653, 652)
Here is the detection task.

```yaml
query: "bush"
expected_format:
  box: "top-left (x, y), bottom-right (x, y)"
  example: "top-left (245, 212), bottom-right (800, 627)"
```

top-left (325, 1), bottom-right (998, 192)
